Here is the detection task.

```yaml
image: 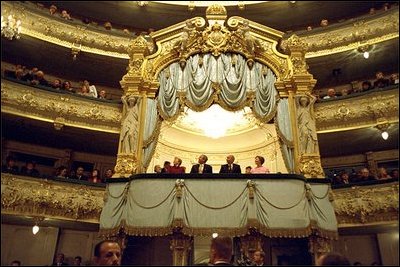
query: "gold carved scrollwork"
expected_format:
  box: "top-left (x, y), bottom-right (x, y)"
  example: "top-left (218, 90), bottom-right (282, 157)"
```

top-left (114, 154), bottom-right (138, 177)
top-left (298, 155), bottom-right (325, 178)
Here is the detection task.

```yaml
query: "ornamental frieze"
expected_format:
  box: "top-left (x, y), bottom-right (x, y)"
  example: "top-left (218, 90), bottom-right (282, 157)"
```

top-left (314, 88), bottom-right (399, 133)
top-left (1, 79), bottom-right (122, 133)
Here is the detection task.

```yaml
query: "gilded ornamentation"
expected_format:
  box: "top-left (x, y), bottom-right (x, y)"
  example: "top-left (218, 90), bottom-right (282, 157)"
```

top-left (298, 155), bottom-right (325, 178)
top-left (333, 182), bottom-right (399, 224)
top-left (1, 79), bottom-right (121, 133)
top-left (170, 234), bottom-right (192, 266)
top-left (314, 89), bottom-right (399, 132)
top-left (1, 174), bottom-right (104, 222)
top-left (128, 58), bottom-right (144, 74)
top-left (308, 236), bottom-right (332, 259)
top-left (114, 154), bottom-right (138, 177)
top-left (53, 117), bottom-right (66, 130)
top-left (205, 4), bottom-right (227, 19)
top-left (247, 180), bottom-right (255, 199)
top-left (175, 179), bottom-right (185, 199)
top-left (281, 34), bottom-right (308, 54)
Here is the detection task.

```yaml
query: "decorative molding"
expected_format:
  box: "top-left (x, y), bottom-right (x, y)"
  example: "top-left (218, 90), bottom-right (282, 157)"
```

top-left (1, 79), bottom-right (122, 133)
top-left (297, 7), bottom-right (399, 58)
top-left (1, 173), bottom-right (105, 223)
top-left (314, 88), bottom-right (399, 133)
top-left (333, 182), bottom-right (399, 225)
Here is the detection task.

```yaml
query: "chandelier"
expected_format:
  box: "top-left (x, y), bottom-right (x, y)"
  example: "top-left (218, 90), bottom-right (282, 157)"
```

top-left (1, 14), bottom-right (21, 40)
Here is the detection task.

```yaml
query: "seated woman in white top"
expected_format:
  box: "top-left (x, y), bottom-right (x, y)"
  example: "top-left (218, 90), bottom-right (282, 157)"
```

top-left (250, 156), bottom-right (270, 174)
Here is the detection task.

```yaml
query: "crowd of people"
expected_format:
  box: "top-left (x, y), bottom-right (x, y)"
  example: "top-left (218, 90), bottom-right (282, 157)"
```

top-left (153, 155), bottom-right (271, 175)
top-left (1, 155), bottom-right (113, 184)
top-left (330, 166), bottom-right (398, 186)
top-left (3, 65), bottom-right (111, 100)
top-left (319, 71), bottom-right (398, 100)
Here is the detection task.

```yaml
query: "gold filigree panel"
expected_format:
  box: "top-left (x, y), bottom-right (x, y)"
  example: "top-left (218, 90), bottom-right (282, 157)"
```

top-left (299, 8), bottom-right (399, 58)
top-left (1, 173), bottom-right (105, 223)
top-left (314, 88), bottom-right (399, 133)
top-left (1, 79), bottom-right (122, 133)
top-left (333, 182), bottom-right (399, 225)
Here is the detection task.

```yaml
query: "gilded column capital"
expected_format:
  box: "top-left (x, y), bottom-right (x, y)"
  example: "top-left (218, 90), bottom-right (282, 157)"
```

top-left (281, 34), bottom-right (308, 55)
top-left (113, 153), bottom-right (138, 178)
top-left (298, 155), bottom-right (325, 178)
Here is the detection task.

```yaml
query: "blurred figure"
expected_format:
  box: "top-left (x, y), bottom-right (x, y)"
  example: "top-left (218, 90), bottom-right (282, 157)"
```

top-left (361, 80), bottom-right (372, 92)
top-left (98, 89), bottom-right (107, 99)
top-left (20, 161), bottom-right (40, 177)
top-left (11, 260), bottom-right (21, 266)
top-left (252, 250), bottom-right (265, 266)
top-left (62, 81), bottom-right (75, 93)
top-left (88, 169), bottom-right (102, 183)
top-left (376, 167), bottom-right (391, 180)
top-left (60, 10), bottom-right (72, 20)
top-left (251, 156), bottom-right (270, 174)
top-left (209, 236), bottom-right (232, 265)
top-left (168, 157), bottom-right (186, 174)
top-left (2, 156), bottom-right (19, 174)
top-left (389, 73), bottom-right (399, 85)
top-left (245, 166), bottom-right (252, 174)
top-left (71, 166), bottom-right (88, 181)
top-left (49, 4), bottom-right (57, 15)
top-left (55, 166), bottom-right (68, 178)
top-left (74, 256), bottom-right (82, 266)
top-left (154, 165), bottom-right (162, 173)
top-left (52, 253), bottom-right (68, 266)
top-left (83, 80), bottom-right (98, 98)
top-left (316, 253), bottom-right (350, 265)
top-left (30, 70), bottom-right (49, 87)
top-left (373, 71), bottom-right (389, 88)
top-left (161, 161), bottom-right (171, 173)
top-left (323, 88), bottom-right (337, 99)
top-left (94, 240), bottom-right (121, 266)
top-left (51, 79), bottom-right (62, 90)
top-left (390, 169), bottom-right (399, 180)
top-left (104, 168), bottom-right (114, 179)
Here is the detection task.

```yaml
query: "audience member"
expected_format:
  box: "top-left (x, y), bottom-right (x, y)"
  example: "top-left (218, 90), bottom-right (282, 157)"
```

top-left (323, 88), bottom-right (337, 99)
top-left (62, 81), bottom-right (75, 93)
top-left (320, 19), bottom-right (329, 27)
top-left (30, 70), bottom-right (49, 87)
top-left (252, 250), bottom-right (265, 266)
top-left (352, 167), bottom-right (376, 182)
top-left (83, 80), bottom-right (98, 98)
top-left (22, 67), bottom-right (38, 82)
top-left (209, 236), bottom-right (233, 266)
top-left (333, 172), bottom-right (350, 185)
top-left (49, 4), bottom-right (57, 15)
top-left (353, 261), bottom-right (362, 266)
top-left (104, 168), bottom-right (114, 179)
top-left (250, 156), bottom-right (270, 174)
top-left (373, 71), bottom-right (390, 88)
top-left (190, 154), bottom-right (213, 174)
top-left (74, 256), bottom-right (82, 266)
top-left (88, 169), bottom-right (102, 183)
top-left (104, 22), bottom-right (112, 30)
top-left (219, 155), bottom-right (241, 174)
top-left (161, 161), bottom-right (171, 173)
top-left (2, 156), bottom-right (19, 174)
top-left (316, 252), bottom-right (350, 265)
top-left (60, 10), bottom-right (72, 20)
top-left (98, 89), bottom-right (107, 99)
top-left (389, 73), bottom-right (399, 85)
top-left (52, 253), bottom-right (68, 266)
top-left (55, 166), bottom-right (69, 178)
top-left (168, 157), bottom-right (186, 174)
top-left (376, 167), bottom-right (391, 180)
top-left (361, 80), bottom-right (372, 92)
top-left (51, 79), bottom-right (62, 90)
top-left (93, 240), bottom-right (121, 266)
top-left (390, 169), bottom-right (399, 180)
top-left (154, 164), bottom-right (162, 173)
top-left (10, 260), bottom-right (21, 266)
top-left (71, 166), bottom-right (88, 181)
top-left (20, 161), bottom-right (40, 177)
top-left (245, 166), bottom-right (252, 174)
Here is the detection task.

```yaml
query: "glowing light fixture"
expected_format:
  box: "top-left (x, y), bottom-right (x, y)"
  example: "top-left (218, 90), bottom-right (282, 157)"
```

top-left (32, 225), bottom-right (40, 235)
top-left (363, 51), bottom-right (369, 59)
top-left (152, 1), bottom-right (266, 7)
top-left (212, 233), bottom-right (218, 238)
top-left (1, 14), bottom-right (22, 40)
top-left (381, 131), bottom-right (389, 140)
top-left (375, 123), bottom-right (390, 141)
top-left (179, 105), bottom-right (253, 139)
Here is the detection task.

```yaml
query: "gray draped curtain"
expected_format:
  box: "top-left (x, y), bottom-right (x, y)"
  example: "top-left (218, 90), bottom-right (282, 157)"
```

top-left (142, 98), bottom-right (161, 171)
top-left (276, 99), bottom-right (294, 173)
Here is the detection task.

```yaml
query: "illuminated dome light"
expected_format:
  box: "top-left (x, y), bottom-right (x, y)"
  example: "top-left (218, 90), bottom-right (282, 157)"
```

top-left (381, 131), bottom-right (389, 140)
top-left (152, 1), bottom-right (267, 7)
top-left (363, 51), bottom-right (369, 59)
top-left (32, 225), bottom-right (40, 235)
top-left (178, 104), bottom-right (254, 139)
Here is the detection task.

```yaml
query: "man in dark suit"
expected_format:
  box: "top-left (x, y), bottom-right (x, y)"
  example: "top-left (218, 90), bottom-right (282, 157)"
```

top-left (209, 236), bottom-right (233, 265)
top-left (219, 155), bottom-right (241, 174)
top-left (190, 154), bottom-right (213, 174)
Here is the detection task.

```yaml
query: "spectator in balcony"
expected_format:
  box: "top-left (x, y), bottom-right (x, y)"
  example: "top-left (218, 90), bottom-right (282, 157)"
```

top-left (168, 157), bottom-right (186, 174)
top-left (51, 79), bottom-right (62, 90)
top-left (104, 168), bottom-right (114, 180)
top-left (20, 161), bottom-right (40, 177)
top-left (88, 169), bottom-right (102, 183)
top-left (154, 165), bottom-right (162, 174)
top-left (22, 67), bottom-right (39, 82)
top-left (77, 84), bottom-right (92, 97)
top-left (161, 161), bottom-right (171, 173)
top-left (376, 167), bottom-right (392, 180)
top-left (49, 4), bottom-right (57, 15)
top-left (10, 260), bottom-right (21, 266)
top-left (316, 253), bottom-right (350, 266)
top-left (2, 156), bottom-right (19, 174)
top-left (74, 256), bottom-right (82, 266)
top-left (245, 166), bottom-right (252, 174)
top-left (52, 252), bottom-right (68, 266)
top-left (190, 155), bottom-right (213, 174)
top-left (390, 169), bottom-right (398, 180)
top-left (30, 71), bottom-right (49, 87)
top-left (98, 89), bottom-right (107, 100)
top-left (389, 73), bottom-right (399, 85)
top-left (353, 167), bottom-right (376, 182)
top-left (320, 19), bottom-right (329, 27)
top-left (373, 71), bottom-right (390, 88)
top-left (361, 80), bottom-right (372, 92)
top-left (219, 154), bottom-right (241, 174)
top-left (251, 156), bottom-right (270, 174)
top-left (104, 22), bottom-right (112, 30)
top-left (323, 88), bottom-right (337, 99)
top-left (55, 166), bottom-right (69, 179)
top-left (62, 80), bottom-right (75, 93)
top-left (94, 240), bottom-right (121, 266)
top-left (83, 80), bottom-right (98, 98)
top-left (333, 172), bottom-right (350, 185)
top-left (71, 166), bottom-right (88, 181)
top-left (60, 10), bottom-right (72, 20)
top-left (209, 236), bottom-right (233, 266)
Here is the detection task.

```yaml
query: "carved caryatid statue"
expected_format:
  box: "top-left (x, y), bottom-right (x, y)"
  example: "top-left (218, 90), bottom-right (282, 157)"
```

top-left (297, 96), bottom-right (318, 154)
top-left (119, 95), bottom-right (139, 154)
